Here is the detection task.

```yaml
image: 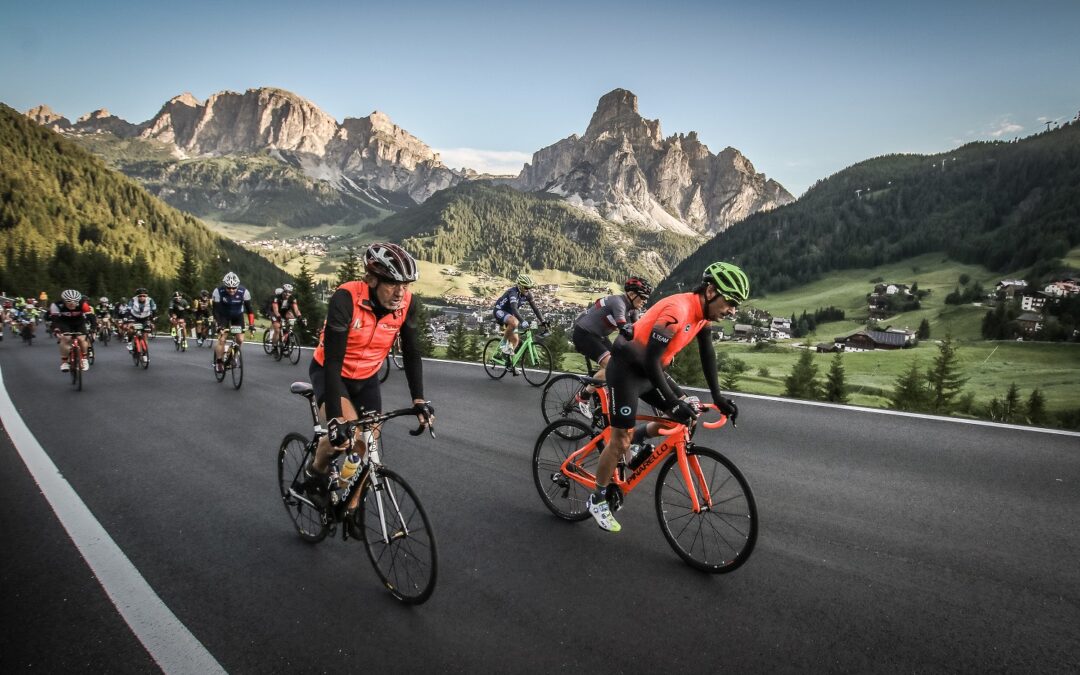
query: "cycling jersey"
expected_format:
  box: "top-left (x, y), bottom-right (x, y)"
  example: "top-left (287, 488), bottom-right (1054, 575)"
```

top-left (129, 297), bottom-right (156, 321)
top-left (170, 298), bottom-right (191, 318)
top-left (192, 298), bottom-right (212, 317)
top-left (48, 301), bottom-right (97, 333)
top-left (212, 286), bottom-right (253, 325)
top-left (313, 281), bottom-right (410, 380)
top-left (575, 294), bottom-right (638, 337)
top-left (629, 292), bottom-right (708, 368)
top-left (492, 287), bottom-right (544, 323)
top-left (95, 303), bottom-right (112, 318)
top-left (270, 293), bottom-right (299, 319)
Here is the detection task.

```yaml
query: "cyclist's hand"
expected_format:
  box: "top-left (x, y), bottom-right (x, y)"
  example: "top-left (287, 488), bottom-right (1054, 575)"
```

top-left (685, 395), bottom-right (704, 414)
top-left (327, 418), bottom-right (354, 448)
top-left (618, 323), bottom-right (635, 340)
top-left (249, 325), bottom-right (256, 336)
top-left (715, 397), bottom-right (739, 421)
top-left (667, 399), bottom-right (699, 424)
top-left (519, 320), bottom-right (530, 330)
top-left (412, 400), bottom-right (435, 425)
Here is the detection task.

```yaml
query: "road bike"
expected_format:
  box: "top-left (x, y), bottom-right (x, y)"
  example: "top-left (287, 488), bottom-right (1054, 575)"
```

top-left (63, 332), bottom-right (86, 391)
top-left (172, 319), bottom-right (189, 352)
top-left (19, 318), bottom-right (35, 345)
top-left (532, 375), bottom-right (757, 573)
top-left (277, 382), bottom-right (438, 604)
top-left (482, 323), bottom-right (553, 386)
top-left (263, 318), bottom-right (304, 365)
top-left (129, 322), bottom-right (151, 369)
top-left (213, 327), bottom-right (245, 389)
top-left (541, 358), bottom-right (663, 429)
top-left (97, 318), bottom-right (112, 346)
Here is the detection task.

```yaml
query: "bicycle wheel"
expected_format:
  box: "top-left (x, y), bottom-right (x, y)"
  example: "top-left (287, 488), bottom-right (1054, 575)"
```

top-left (532, 418), bottom-right (596, 521)
top-left (174, 334), bottom-right (181, 351)
top-left (378, 356), bottom-right (390, 383)
top-left (87, 345), bottom-right (95, 366)
top-left (140, 340), bottom-right (150, 369)
top-left (262, 329), bottom-right (273, 355)
top-left (358, 467), bottom-right (437, 604)
top-left (101, 328), bottom-right (110, 346)
top-left (391, 339), bottom-right (404, 369)
top-left (213, 352), bottom-right (226, 382)
top-left (71, 354), bottom-right (82, 391)
top-left (482, 338), bottom-right (508, 379)
top-left (287, 333), bottom-right (301, 365)
top-left (231, 346), bottom-right (243, 389)
top-left (521, 343), bottom-right (552, 387)
top-left (277, 432), bottom-right (328, 543)
top-left (654, 446), bottom-right (758, 573)
top-left (541, 373), bottom-right (593, 427)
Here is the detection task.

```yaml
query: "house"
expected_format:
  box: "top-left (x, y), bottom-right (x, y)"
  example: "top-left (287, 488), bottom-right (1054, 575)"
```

top-left (996, 279), bottom-right (1028, 299)
top-left (770, 317), bottom-right (791, 340)
top-left (840, 329), bottom-right (916, 351)
top-left (1044, 280), bottom-right (1080, 297)
top-left (733, 324), bottom-right (755, 341)
top-left (815, 342), bottom-right (843, 353)
top-left (1020, 293), bottom-right (1048, 312)
top-left (1016, 312), bottom-right (1044, 335)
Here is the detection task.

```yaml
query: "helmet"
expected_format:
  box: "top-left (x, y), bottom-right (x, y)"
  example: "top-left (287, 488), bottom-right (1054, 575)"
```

top-left (274, 287), bottom-right (284, 296)
top-left (624, 276), bottom-right (653, 297)
top-left (134, 287), bottom-right (148, 296)
top-left (364, 243), bottom-right (418, 282)
top-left (222, 272), bottom-right (240, 288)
top-left (120, 296), bottom-right (128, 303)
top-left (516, 273), bottom-right (535, 289)
top-left (200, 290), bottom-right (209, 297)
top-left (702, 262), bottom-right (750, 304)
top-left (174, 291), bottom-right (183, 299)
top-left (282, 283), bottom-right (294, 293)
top-left (61, 289), bottom-right (82, 303)
top-left (99, 297), bottom-right (109, 304)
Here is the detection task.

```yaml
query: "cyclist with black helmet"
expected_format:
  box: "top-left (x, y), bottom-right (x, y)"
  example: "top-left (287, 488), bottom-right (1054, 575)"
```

top-left (298, 242), bottom-right (433, 504)
top-left (192, 290), bottom-right (212, 345)
top-left (585, 262), bottom-right (749, 533)
top-left (570, 276), bottom-right (652, 417)
top-left (169, 291), bottom-right (191, 345)
top-left (95, 296), bottom-right (113, 337)
top-left (269, 283), bottom-right (302, 350)
top-left (492, 273), bottom-right (548, 356)
top-left (48, 290), bottom-right (97, 372)
top-left (211, 272), bottom-right (255, 373)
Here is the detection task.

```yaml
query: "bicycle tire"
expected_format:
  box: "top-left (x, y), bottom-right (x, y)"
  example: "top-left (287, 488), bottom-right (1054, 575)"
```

top-left (654, 446), bottom-right (758, 573)
top-left (174, 334), bottom-right (181, 351)
top-left (482, 338), bottom-right (508, 379)
top-left (87, 345), bottom-right (95, 366)
top-left (521, 342), bottom-right (553, 387)
top-left (277, 432), bottom-right (328, 543)
top-left (71, 351), bottom-right (82, 391)
top-left (140, 339), bottom-right (150, 369)
top-left (231, 346), bottom-right (243, 389)
top-left (541, 373), bottom-right (593, 428)
top-left (213, 352), bottom-right (226, 382)
top-left (262, 329), bottom-right (273, 355)
top-left (391, 340), bottom-right (404, 369)
top-left (378, 356), bottom-right (390, 383)
top-left (100, 328), bottom-right (110, 346)
top-left (532, 418), bottom-right (596, 521)
top-left (358, 467), bottom-right (438, 604)
top-left (287, 332), bottom-right (301, 365)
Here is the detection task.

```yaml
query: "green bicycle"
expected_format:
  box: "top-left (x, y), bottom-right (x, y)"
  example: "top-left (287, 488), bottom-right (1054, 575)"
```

top-left (483, 322), bottom-right (553, 387)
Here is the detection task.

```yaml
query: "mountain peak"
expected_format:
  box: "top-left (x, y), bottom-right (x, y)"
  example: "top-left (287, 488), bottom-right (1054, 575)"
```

top-left (167, 92), bottom-right (201, 107)
top-left (585, 88), bottom-right (655, 141)
top-left (25, 104), bottom-right (70, 127)
top-left (77, 108), bottom-right (116, 123)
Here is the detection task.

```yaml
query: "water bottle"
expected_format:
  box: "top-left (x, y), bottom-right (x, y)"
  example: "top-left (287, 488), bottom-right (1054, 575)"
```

top-left (628, 443), bottom-right (654, 471)
top-left (340, 451), bottom-right (362, 483)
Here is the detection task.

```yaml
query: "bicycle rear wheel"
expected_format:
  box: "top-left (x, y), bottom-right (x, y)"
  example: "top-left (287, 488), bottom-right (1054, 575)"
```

top-left (358, 467), bottom-right (437, 604)
top-left (482, 338), bottom-right (508, 379)
top-left (277, 432), bottom-right (328, 543)
top-left (262, 329), bottom-right (273, 355)
top-left (378, 356), bottom-right (390, 382)
top-left (391, 339), bottom-right (404, 369)
top-left (532, 418), bottom-right (596, 521)
top-left (287, 333), bottom-right (301, 365)
top-left (654, 446), bottom-right (757, 573)
top-left (541, 373), bottom-right (592, 428)
top-left (231, 346), bottom-right (243, 389)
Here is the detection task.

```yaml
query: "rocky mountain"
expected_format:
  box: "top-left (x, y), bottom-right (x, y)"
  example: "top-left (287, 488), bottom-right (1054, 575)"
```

top-left (513, 89), bottom-right (793, 235)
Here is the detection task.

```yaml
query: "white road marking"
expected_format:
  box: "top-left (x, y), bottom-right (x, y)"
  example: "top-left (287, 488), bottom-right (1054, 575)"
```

top-left (0, 364), bottom-right (227, 675)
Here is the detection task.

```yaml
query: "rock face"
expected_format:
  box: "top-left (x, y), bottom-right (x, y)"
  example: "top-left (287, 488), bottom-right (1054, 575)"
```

top-left (514, 89), bottom-right (794, 235)
top-left (25, 104), bottom-right (71, 130)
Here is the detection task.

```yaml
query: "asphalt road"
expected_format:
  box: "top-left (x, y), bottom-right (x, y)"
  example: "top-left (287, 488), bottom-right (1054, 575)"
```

top-left (1, 334), bottom-right (1078, 673)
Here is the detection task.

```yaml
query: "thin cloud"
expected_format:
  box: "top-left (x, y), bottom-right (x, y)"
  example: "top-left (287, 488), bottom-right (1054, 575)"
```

top-left (435, 147), bottom-right (532, 176)
top-left (988, 119), bottom-right (1023, 138)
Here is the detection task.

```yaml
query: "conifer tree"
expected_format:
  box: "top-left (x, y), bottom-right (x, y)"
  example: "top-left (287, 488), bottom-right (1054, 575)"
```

top-left (411, 297), bottom-right (436, 357)
top-left (292, 257), bottom-right (323, 345)
top-left (784, 349), bottom-right (822, 400)
top-left (1026, 388), bottom-right (1047, 426)
top-left (917, 318), bottom-right (931, 340)
top-left (543, 323), bottom-right (570, 371)
top-left (1002, 383), bottom-right (1022, 424)
top-left (824, 352), bottom-right (849, 403)
top-left (927, 334), bottom-right (967, 414)
top-left (890, 361), bottom-right (928, 412)
top-left (336, 248), bottom-right (362, 287)
top-left (446, 317), bottom-right (468, 359)
top-left (177, 244), bottom-right (200, 298)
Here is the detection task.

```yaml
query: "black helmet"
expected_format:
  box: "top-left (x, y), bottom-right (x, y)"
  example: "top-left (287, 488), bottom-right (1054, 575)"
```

top-left (364, 242), bottom-right (418, 282)
top-left (624, 276), bottom-right (653, 297)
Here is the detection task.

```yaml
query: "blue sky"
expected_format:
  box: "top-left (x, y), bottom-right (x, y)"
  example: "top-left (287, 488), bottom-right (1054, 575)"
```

top-left (2, 0), bottom-right (1077, 196)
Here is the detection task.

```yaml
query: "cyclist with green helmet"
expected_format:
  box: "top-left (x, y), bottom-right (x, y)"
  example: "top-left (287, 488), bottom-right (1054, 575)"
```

top-left (491, 273), bottom-right (548, 356)
top-left (585, 262), bottom-right (749, 533)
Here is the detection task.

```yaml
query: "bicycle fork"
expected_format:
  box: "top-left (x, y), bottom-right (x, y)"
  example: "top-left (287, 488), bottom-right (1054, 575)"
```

top-left (676, 448), bottom-right (713, 513)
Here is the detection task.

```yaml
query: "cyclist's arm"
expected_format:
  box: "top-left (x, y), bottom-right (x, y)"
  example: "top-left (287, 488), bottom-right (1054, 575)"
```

top-left (241, 291), bottom-right (255, 327)
top-left (83, 303), bottom-right (98, 331)
top-left (321, 289), bottom-right (354, 421)
top-left (696, 330), bottom-right (723, 403)
top-left (643, 322), bottom-right (680, 405)
top-left (398, 300), bottom-right (425, 403)
top-left (525, 293), bottom-right (545, 324)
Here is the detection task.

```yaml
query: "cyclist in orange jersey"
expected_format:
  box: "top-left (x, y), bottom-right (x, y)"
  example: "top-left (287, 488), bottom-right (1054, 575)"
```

top-left (300, 243), bottom-right (434, 502)
top-left (585, 262), bottom-right (750, 532)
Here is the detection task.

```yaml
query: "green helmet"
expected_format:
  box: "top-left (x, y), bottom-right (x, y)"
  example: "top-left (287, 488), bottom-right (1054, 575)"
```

top-left (516, 273), bottom-right (535, 289)
top-left (702, 262), bottom-right (750, 303)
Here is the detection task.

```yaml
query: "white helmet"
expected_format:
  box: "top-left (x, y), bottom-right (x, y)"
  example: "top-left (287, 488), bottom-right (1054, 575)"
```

top-left (282, 283), bottom-right (294, 293)
top-left (61, 289), bottom-right (82, 303)
top-left (222, 272), bottom-right (240, 289)
top-left (274, 287), bottom-right (284, 295)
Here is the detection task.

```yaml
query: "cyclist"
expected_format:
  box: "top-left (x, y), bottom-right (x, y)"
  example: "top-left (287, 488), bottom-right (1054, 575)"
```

top-left (269, 283), bottom-right (302, 349)
top-left (211, 272), bottom-right (255, 373)
top-left (492, 273), bottom-right (547, 356)
top-left (571, 276), bottom-right (652, 417)
top-left (126, 289), bottom-right (157, 351)
top-left (169, 291), bottom-right (191, 343)
top-left (585, 262), bottom-right (747, 533)
top-left (48, 290), bottom-right (97, 372)
top-left (192, 290), bottom-right (212, 345)
top-left (299, 242), bottom-right (433, 504)
top-left (95, 296), bottom-right (113, 337)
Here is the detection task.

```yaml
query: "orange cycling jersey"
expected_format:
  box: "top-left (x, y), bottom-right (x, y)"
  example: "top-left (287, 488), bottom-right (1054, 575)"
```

top-left (631, 292), bottom-right (708, 367)
top-left (313, 281), bottom-right (411, 380)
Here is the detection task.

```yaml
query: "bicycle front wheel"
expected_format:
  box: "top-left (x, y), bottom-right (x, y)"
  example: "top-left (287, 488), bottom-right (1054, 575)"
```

top-left (391, 339), bottom-right (404, 369)
top-left (358, 467), bottom-right (437, 604)
top-left (287, 333), bottom-right (301, 365)
top-left (262, 329), bottom-right (273, 355)
top-left (231, 347), bottom-right (243, 389)
top-left (140, 340), bottom-right (150, 369)
top-left (277, 432), bottom-right (327, 543)
top-left (521, 343), bottom-right (552, 387)
top-left (654, 446), bottom-right (758, 573)
top-left (532, 419), bottom-right (596, 521)
top-left (482, 338), bottom-right (508, 379)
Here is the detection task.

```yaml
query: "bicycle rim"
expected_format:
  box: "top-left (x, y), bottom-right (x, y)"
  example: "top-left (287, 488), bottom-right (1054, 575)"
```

top-left (359, 467), bottom-right (437, 604)
top-left (277, 433), bottom-right (327, 543)
top-left (482, 338), bottom-right (508, 379)
top-left (532, 419), bottom-right (596, 521)
top-left (522, 343), bottom-right (552, 387)
top-left (378, 357), bottom-right (390, 382)
top-left (231, 347), bottom-right (243, 388)
top-left (262, 329), bottom-right (273, 355)
top-left (654, 446), bottom-right (758, 573)
top-left (287, 334), bottom-right (301, 365)
top-left (541, 373), bottom-right (592, 428)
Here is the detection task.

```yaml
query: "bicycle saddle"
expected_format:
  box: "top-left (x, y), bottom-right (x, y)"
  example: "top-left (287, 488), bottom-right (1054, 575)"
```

top-left (290, 381), bottom-right (314, 398)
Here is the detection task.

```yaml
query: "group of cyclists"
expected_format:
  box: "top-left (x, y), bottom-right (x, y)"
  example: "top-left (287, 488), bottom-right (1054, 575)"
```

top-left (1, 296), bottom-right (44, 343)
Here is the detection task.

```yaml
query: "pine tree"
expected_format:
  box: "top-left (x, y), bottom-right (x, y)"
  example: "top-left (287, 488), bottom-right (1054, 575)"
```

top-left (177, 244), bottom-right (200, 298)
top-left (446, 317), bottom-right (468, 359)
top-left (890, 361), bottom-right (928, 412)
top-left (784, 350), bottom-right (822, 400)
top-left (411, 297), bottom-right (436, 357)
top-left (1026, 388), bottom-right (1047, 426)
top-left (464, 329), bottom-right (483, 362)
top-left (927, 334), bottom-right (967, 414)
top-left (824, 352), bottom-right (849, 403)
top-left (1002, 383), bottom-right (1022, 423)
top-left (542, 323), bottom-right (570, 371)
top-left (293, 257), bottom-right (323, 345)
top-left (336, 248), bottom-right (362, 287)
top-left (917, 318), bottom-right (931, 340)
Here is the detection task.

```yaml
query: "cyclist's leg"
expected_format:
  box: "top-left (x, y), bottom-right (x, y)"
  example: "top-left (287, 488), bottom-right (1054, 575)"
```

top-left (504, 315), bottom-right (520, 350)
top-left (214, 321), bottom-right (229, 361)
top-left (308, 365), bottom-right (381, 473)
top-left (58, 333), bottom-right (72, 366)
top-left (571, 326), bottom-right (612, 394)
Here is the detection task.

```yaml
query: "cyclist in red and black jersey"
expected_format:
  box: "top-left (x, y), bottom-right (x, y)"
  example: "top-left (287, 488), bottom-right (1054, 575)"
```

top-left (586, 262), bottom-right (749, 533)
top-left (300, 242), bottom-right (434, 500)
top-left (48, 289), bottom-right (97, 372)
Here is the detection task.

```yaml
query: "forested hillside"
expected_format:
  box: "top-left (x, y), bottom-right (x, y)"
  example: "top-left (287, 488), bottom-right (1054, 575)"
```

top-left (0, 103), bottom-right (285, 301)
top-left (660, 121), bottom-right (1080, 296)
top-left (371, 181), bottom-right (700, 281)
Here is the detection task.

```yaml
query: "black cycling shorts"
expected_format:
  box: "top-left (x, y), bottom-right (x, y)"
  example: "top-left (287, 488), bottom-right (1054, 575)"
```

top-left (571, 325), bottom-right (613, 364)
top-left (604, 354), bottom-right (680, 429)
top-left (309, 361), bottom-right (381, 417)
